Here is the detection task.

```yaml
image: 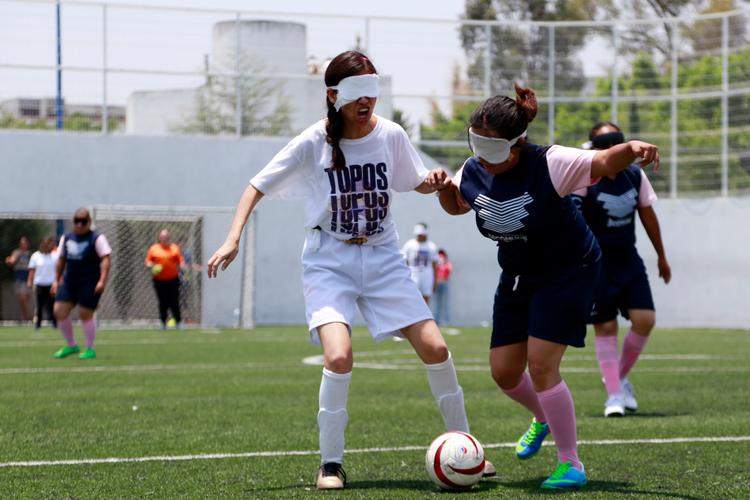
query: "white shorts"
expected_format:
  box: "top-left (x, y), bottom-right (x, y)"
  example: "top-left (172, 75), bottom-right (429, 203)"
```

top-left (302, 231), bottom-right (434, 344)
top-left (410, 271), bottom-right (435, 298)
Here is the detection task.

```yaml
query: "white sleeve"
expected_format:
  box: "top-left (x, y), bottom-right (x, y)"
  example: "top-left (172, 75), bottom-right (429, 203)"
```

top-left (250, 135), bottom-right (309, 198)
top-left (545, 145), bottom-right (598, 197)
top-left (391, 128), bottom-right (429, 192)
top-left (28, 252), bottom-right (40, 269)
top-left (638, 170), bottom-right (658, 207)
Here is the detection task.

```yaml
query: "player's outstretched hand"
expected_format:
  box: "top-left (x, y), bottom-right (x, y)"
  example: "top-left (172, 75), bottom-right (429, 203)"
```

top-left (630, 141), bottom-right (660, 172)
top-left (420, 168), bottom-right (451, 193)
top-left (207, 240), bottom-right (239, 278)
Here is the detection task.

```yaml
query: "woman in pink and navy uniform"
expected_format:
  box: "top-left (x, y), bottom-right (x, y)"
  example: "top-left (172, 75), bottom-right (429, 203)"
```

top-left (52, 208), bottom-right (112, 360)
top-left (573, 122), bottom-right (671, 418)
top-left (438, 85), bottom-right (660, 490)
top-left (206, 50), bottom-right (494, 490)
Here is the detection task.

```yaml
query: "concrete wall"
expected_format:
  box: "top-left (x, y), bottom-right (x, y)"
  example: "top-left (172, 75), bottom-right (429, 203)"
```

top-left (2, 129), bottom-right (749, 329)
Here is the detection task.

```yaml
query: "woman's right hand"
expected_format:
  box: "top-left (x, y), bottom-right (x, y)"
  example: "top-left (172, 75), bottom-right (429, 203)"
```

top-left (207, 240), bottom-right (239, 278)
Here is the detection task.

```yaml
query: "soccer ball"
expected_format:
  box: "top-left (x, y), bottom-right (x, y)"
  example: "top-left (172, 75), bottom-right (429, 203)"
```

top-left (425, 431), bottom-right (485, 490)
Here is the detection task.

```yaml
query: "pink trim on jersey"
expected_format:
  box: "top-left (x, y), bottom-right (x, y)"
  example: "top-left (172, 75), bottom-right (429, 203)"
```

top-left (545, 145), bottom-right (598, 197)
top-left (58, 234), bottom-right (112, 258)
top-left (638, 170), bottom-right (657, 207)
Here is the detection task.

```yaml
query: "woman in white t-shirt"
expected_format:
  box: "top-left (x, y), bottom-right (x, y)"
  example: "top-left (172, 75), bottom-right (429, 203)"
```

top-left (27, 236), bottom-right (59, 329)
top-left (438, 85), bottom-right (660, 490)
top-left (207, 50), bottom-right (493, 490)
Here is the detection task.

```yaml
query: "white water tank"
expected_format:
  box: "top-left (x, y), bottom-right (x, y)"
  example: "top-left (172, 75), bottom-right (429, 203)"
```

top-left (211, 20), bottom-right (307, 75)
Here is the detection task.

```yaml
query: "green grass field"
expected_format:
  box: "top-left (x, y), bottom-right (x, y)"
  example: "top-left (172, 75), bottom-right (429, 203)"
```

top-left (0, 325), bottom-right (748, 498)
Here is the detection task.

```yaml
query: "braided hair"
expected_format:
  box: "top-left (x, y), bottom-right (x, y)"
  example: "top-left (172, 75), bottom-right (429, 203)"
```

top-left (324, 51), bottom-right (377, 170)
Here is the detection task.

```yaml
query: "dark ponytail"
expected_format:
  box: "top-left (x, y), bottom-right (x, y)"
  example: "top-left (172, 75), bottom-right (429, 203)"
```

top-left (324, 50), bottom-right (377, 170)
top-left (469, 83), bottom-right (538, 139)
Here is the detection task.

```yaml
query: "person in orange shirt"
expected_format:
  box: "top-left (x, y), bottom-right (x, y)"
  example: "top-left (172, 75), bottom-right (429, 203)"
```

top-left (145, 229), bottom-right (186, 329)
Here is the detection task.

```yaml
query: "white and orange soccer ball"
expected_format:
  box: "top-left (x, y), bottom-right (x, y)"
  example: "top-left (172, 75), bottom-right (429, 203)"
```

top-left (425, 431), bottom-right (485, 490)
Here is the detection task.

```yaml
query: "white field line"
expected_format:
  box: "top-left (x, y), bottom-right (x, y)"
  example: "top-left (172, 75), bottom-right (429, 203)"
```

top-left (1, 436), bottom-right (748, 468)
top-left (0, 362), bottom-right (288, 375)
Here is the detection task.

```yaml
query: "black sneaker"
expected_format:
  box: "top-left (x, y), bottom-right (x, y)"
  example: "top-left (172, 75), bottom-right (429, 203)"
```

top-left (315, 462), bottom-right (346, 490)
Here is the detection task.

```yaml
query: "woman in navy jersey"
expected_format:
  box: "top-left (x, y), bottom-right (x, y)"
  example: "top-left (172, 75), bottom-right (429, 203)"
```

top-left (438, 85), bottom-right (660, 489)
top-left (574, 122), bottom-right (671, 418)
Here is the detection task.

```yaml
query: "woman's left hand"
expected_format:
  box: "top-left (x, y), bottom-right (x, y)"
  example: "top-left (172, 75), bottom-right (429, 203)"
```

top-left (419, 169), bottom-right (451, 193)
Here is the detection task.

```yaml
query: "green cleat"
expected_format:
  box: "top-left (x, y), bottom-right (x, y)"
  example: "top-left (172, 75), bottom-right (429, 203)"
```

top-left (79, 348), bottom-right (97, 360)
top-left (53, 345), bottom-right (80, 359)
top-left (516, 417), bottom-right (550, 460)
top-left (541, 461), bottom-right (587, 489)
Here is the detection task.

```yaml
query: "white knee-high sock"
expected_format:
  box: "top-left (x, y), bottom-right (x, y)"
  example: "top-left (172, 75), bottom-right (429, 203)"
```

top-left (318, 368), bottom-right (351, 465)
top-left (425, 352), bottom-right (470, 433)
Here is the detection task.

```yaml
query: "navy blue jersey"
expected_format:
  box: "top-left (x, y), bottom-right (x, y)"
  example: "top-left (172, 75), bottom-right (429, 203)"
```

top-left (459, 143), bottom-right (600, 276)
top-left (61, 231), bottom-right (102, 283)
top-left (574, 165), bottom-right (642, 253)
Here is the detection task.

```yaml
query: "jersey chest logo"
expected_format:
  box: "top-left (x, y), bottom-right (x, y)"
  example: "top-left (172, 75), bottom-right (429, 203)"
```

top-left (597, 188), bottom-right (637, 227)
top-left (476, 192), bottom-right (533, 234)
top-left (65, 240), bottom-right (90, 260)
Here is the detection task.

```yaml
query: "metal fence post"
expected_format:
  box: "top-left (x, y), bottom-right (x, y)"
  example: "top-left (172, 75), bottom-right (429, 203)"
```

top-left (102, 4), bottom-right (108, 133)
top-left (234, 12), bottom-right (242, 137)
top-left (670, 21), bottom-right (679, 198)
top-left (548, 24), bottom-right (555, 144)
top-left (721, 14), bottom-right (729, 196)
top-left (611, 26), bottom-right (619, 125)
top-left (484, 24), bottom-right (491, 97)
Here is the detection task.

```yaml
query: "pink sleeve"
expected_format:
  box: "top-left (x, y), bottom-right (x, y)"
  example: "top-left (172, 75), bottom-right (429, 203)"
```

top-left (545, 145), bottom-right (598, 197)
top-left (95, 234), bottom-right (112, 257)
top-left (638, 170), bottom-right (658, 207)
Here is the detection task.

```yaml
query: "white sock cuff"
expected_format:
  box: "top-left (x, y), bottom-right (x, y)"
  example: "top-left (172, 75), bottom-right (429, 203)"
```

top-left (322, 368), bottom-right (352, 381)
top-left (424, 351), bottom-right (453, 371)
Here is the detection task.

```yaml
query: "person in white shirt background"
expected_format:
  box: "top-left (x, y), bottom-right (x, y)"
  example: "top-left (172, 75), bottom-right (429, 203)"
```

top-left (401, 222), bottom-right (439, 304)
top-left (27, 236), bottom-right (59, 329)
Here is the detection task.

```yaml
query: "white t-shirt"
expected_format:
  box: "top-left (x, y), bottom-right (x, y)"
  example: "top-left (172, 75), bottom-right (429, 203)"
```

top-left (28, 250), bottom-right (59, 286)
top-left (250, 116), bottom-right (428, 246)
top-left (401, 239), bottom-right (438, 277)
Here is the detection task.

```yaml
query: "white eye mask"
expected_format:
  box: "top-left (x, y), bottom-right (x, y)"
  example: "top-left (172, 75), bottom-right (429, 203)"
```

top-left (328, 74), bottom-right (380, 112)
top-left (468, 128), bottom-right (527, 164)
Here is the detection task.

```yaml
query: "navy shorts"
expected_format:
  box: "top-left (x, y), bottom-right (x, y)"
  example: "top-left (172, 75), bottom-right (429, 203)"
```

top-left (589, 252), bottom-right (654, 324)
top-left (491, 259), bottom-right (601, 349)
top-left (55, 280), bottom-right (102, 310)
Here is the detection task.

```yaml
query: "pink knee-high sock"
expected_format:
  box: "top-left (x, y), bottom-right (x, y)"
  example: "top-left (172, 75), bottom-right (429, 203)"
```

top-left (537, 380), bottom-right (582, 470)
top-left (620, 330), bottom-right (649, 379)
top-left (502, 372), bottom-right (546, 423)
top-left (58, 317), bottom-right (76, 346)
top-left (595, 335), bottom-right (621, 396)
top-left (82, 319), bottom-right (97, 349)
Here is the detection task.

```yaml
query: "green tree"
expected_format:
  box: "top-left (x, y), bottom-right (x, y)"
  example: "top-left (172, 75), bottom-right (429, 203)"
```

top-left (174, 57), bottom-right (291, 137)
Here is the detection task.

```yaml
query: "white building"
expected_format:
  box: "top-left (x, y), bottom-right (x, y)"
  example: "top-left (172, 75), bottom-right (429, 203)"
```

top-left (126, 20), bottom-right (392, 136)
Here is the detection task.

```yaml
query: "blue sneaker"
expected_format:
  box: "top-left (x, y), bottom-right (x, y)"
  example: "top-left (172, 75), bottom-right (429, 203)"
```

top-left (541, 461), bottom-right (587, 489)
top-left (515, 418), bottom-right (550, 459)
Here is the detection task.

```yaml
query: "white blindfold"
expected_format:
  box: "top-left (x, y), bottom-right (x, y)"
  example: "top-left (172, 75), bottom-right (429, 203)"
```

top-left (468, 128), bottom-right (527, 164)
top-left (328, 74), bottom-right (380, 111)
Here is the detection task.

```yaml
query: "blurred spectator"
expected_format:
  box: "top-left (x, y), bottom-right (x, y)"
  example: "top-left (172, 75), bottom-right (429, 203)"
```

top-left (401, 223), bottom-right (439, 305)
top-left (27, 236), bottom-right (59, 329)
top-left (145, 229), bottom-right (186, 329)
top-left (53, 208), bottom-right (112, 360)
top-left (4, 236), bottom-right (31, 323)
top-left (433, 249), bottom-right (453, 325)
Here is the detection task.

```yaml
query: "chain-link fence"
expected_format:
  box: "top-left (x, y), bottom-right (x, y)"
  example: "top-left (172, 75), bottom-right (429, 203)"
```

top-left (1, 1), bottom-right (749, 196)
top-left (91, 207), bottom-right (203, 326)
top-left (0, 209), bottom-right (205, 325)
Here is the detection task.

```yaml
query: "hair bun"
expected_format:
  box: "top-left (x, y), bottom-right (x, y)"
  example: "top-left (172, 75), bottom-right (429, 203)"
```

top-left (514, 83), bottom-right (538, 122)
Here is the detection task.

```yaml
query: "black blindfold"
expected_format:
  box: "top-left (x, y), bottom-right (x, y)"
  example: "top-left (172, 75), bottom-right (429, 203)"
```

top-left (591, 131), bottom-right (625, 150)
